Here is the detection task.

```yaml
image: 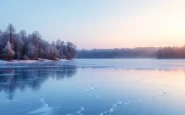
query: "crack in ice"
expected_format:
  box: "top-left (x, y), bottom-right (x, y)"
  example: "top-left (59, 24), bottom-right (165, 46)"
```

top-left (85, 84), bottom-right (95, 92)
top-left (86, 84), bottom-right (100, 99)
top-left (136, 78), bottom-right (144, 82)
top-left (27, 98), bottom-right (53, 115)
top-left (99, 100), bottom-right (141, 115)
top-left (66, 107), bottom-right (85, 115)
top-left (152, 92), bottom-right (167, 97)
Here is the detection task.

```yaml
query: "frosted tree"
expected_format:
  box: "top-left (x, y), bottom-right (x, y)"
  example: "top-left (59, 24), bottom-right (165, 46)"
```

top-left (2, 41), bottom-right (15, 60)
top-left (55, 39), bottom-right (66, 58)
top-left (5, 24), bottom-right (15, 44)
top-left (0, 24), bottom-right (76, 60)
top-left (12, 34), bottom-right (23, 59)
top-left (59, 41), bottom-right (66, 58)
top-left (19, 30), bottom-right (29, 59)
top-left (0, 30), bottom-right (2, 35)
top-left (46, 45), bottom-right (59, 60)
top-left (0, 32), bottom-right (3, 58)
top-left (29, 31), bottom-right (41, 58)
top-left (66, 42), bottom-right (76, 59)
top-left (27, 44), bottom-right (36, 59)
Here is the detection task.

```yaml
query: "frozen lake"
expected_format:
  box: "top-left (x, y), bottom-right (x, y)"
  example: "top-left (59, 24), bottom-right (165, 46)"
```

top-left (0, 59), bottom-right (185, 115)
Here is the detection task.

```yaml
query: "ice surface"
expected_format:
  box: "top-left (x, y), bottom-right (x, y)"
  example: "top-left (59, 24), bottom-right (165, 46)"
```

top-left (74, 59), bottom-right (185, 70)
top-left (96, 96), bottom-right (100, 99)
top-left (4, 99), bottom-right (19, 103)
top-left (0, 59), bottom-right (184, 115)
top-left (2, 59), bottom-right (185, 70)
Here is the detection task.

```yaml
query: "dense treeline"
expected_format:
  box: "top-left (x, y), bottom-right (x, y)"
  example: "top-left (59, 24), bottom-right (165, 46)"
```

top-left (157, 46), bottom-right (185, 59)
top-left (77, 47), bottom-right (159, 58)
top-left (77, 47), bottom-right (185, 59)
top-left (0, 24), bottom-right (76, 61)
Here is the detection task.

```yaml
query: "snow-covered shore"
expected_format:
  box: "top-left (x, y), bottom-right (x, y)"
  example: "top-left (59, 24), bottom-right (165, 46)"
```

top-left (0, 59), bottom-right (71, 67)
top-left (0, 59), bottom-right (68, 63)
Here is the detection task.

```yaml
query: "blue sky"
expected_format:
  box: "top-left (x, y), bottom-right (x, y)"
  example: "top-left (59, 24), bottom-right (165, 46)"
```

top-left (1, 0), bottom-right (185, 49)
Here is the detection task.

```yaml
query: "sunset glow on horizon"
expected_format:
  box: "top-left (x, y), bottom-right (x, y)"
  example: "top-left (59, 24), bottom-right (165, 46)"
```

top-left (1, 0), bottom-right (185, 49)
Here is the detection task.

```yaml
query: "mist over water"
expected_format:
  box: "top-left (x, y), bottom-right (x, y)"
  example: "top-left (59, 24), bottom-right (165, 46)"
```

top-left (1, 59), bottom-right (185, 115)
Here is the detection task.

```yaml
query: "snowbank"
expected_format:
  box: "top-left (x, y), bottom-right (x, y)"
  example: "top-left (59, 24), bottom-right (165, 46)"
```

top-left (0, 59), bottom-right (68, 63)
top-left (0, 59), bottom-right (71, 68)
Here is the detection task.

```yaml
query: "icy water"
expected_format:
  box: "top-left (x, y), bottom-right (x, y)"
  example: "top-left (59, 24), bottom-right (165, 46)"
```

top-left (1, 59), bottom-right (185, 115)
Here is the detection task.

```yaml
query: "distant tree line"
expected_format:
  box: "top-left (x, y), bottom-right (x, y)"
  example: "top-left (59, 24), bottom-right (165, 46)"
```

top-left (77, 47), bottom-right (159, 58)
top-left (0, 24), bottom-right (76, 61)
top-left (157, 46), bottom-right (185, 59)
top-left (77, 46), bottom-right (185, 59)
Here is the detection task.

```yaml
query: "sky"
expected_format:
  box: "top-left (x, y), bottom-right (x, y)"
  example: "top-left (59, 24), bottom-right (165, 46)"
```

top-left (1, 0), bottom-right (185, 49)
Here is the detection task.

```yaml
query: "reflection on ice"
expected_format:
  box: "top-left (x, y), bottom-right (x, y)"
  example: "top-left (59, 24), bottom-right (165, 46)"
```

top-left (0, 82), bottom-right (8, 85)
top-left (0, 66), bottom-right (77, 100)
